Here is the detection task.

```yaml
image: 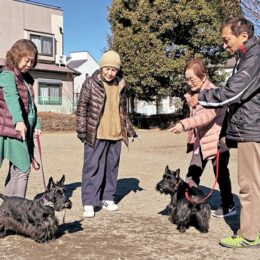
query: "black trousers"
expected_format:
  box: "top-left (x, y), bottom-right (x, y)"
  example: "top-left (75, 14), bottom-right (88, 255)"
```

top-left (186, 149), bottom-right (234, 209)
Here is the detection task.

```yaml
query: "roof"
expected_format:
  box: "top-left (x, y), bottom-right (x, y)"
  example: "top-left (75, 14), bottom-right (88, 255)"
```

top-left (67, 59), bottom-right (87, 69)
top-left (15, 0), bottom-right (62, 11)
top-left (34, 63), bottom-right (80, 75)
top-left (0, 58), bottom-right (80, 75)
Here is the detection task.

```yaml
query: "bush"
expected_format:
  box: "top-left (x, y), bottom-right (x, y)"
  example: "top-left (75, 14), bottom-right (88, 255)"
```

top-left (39, 112), bottom-right (75, 132)
top-left (129, 112), bottom-right (185, 129)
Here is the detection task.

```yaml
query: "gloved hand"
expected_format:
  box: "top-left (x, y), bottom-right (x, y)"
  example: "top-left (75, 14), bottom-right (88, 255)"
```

top-left (77, 132), bottom-right (86, 143)
top-left (131, 133), bottom-right (140, 142)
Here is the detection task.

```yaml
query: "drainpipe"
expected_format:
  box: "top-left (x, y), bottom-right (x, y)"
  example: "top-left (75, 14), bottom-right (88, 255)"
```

top-left (59, 27), bottom-right (64, 55)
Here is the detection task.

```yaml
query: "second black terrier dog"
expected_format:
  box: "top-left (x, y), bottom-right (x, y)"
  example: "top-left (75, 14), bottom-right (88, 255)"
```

top-left (0, 175), bottom-right (72, 243)
top-left (156, 166), bottom-right (211, 233)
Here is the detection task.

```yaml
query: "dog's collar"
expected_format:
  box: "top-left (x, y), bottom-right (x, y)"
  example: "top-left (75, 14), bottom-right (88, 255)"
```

top-left (41, 195), bottom-right (54, 208)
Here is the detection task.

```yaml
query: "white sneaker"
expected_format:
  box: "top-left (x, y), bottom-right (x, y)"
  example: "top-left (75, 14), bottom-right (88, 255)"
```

top-left (212, 205), bottom-right (236, 218)
top-left (83, 205), bottom-right (95, 218)
top-left (101, 200), bottom-right (118, 211)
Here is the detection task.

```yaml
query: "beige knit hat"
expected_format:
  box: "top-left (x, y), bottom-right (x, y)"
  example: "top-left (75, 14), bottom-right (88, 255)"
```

top-left (99, 50), bottom-right (121, 69)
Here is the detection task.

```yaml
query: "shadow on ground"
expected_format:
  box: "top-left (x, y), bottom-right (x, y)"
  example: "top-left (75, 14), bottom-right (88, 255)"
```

top-left (115, 178), bottom-right (144, 203)
top-left (57, 219), bottom-right (84, 238)
top-left (34, 182), bottom-right (81, 200)
top-left (64, 182), bottom-right (81, 198)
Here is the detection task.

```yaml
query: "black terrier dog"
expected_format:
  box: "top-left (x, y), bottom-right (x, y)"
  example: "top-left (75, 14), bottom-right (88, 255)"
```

top-left (0, 175), bottom-right (72, 243)
top-left (156, 166), bottom-right (211, 233)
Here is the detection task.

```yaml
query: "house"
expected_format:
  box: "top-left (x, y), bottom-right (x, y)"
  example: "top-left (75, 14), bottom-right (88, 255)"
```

top-left (217, 56), bottom-right (236, 79)
top-left (134, 57), bottom-right (236, 116)
top-left (134, 97), bottom-right (178, 116)
top-left (66, 51), bottom-right (99, 96)
top-left (0, 0), bottom-right (80, 114)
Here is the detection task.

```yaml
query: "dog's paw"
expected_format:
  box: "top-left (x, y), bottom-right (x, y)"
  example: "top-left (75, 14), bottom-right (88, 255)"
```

top-left (0, 230), bottom-right (6, 238)
top-left (198, 228), bottom-right (208, 233)
top-left (177, 225), bottom-right (186, 233)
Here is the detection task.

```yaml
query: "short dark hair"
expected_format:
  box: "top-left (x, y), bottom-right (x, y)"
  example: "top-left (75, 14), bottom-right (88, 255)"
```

top-left (5, 39), bottom-right (38, 69)
top-left (221, 16), bottom-right (254, 38)
top-left (184, 58), bottom-right (207, 80)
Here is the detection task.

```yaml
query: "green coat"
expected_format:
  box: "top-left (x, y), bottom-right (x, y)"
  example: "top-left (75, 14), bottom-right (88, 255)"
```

top-left (0, 71), bottom-right (40, 173)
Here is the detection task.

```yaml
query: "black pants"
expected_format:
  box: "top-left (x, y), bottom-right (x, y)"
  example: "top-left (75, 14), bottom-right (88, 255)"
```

top-left (186, 149), bottom-right (234, 209)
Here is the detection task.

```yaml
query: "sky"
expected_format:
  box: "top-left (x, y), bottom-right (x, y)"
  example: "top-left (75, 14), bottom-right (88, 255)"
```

top-left (32, 0), bottom-right (259, 62)
top-left (39, 0), bottom-right (112, 62)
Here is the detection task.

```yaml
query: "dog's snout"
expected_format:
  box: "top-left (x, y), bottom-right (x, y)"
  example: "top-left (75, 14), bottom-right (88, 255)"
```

top-left (156, 182), bottom-right (162, 191)
top-left (156, 181), bottom-right (165, 193)
top-left (64, 199), bottom-right (72, 209)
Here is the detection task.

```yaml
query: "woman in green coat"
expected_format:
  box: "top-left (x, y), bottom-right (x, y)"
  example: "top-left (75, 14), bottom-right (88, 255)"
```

top-left (0, 39), bottom-right (41, 197)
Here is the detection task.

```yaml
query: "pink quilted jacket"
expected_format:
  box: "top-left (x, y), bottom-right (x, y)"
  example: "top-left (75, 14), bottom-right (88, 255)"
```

top-left (180, 80), bottom-right (227, 160)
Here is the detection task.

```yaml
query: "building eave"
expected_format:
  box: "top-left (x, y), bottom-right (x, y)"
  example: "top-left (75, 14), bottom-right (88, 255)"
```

top-left (34, 63), bottom-right (81, 75)
top-left (0, 59), bottom-right (80, 75)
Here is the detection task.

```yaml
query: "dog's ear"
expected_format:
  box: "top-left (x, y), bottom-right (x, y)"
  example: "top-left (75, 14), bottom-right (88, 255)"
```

top-left (47, 177), bottom-right (55, 190)
top-left (175, 169), bottom-right (180, 178)
top-left (57, 175), bottom-right (65, 186)
top-left (165, 165), bottom-right (169, 172)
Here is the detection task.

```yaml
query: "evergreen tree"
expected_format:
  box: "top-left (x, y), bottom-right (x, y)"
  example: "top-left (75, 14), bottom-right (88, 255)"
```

top-left (108, 0), bottom-right (241, 103)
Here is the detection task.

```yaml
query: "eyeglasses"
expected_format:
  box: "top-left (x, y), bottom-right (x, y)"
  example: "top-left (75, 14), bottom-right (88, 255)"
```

top-left (185, 77), bottom-right (198, 83)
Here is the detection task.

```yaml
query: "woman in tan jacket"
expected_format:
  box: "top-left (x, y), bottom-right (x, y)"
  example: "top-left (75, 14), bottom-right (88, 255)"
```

top-left (169, 58), bottom-right (235, 218)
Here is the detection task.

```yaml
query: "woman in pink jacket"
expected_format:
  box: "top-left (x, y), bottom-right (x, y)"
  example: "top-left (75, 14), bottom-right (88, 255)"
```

top-left (169, 58), bottom-right (235, 218)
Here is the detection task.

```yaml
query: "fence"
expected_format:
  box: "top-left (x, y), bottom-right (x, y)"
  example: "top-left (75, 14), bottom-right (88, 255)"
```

top-left (36, 96), bottom-right (78, 114)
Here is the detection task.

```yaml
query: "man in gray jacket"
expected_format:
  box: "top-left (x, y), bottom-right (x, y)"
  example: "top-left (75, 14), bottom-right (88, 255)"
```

top-left (198, 16), bottom-right (260, 248)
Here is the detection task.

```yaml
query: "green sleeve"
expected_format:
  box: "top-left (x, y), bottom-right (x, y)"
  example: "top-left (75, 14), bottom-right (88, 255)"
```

top-left (0, 71), bottom-right (23, 124)
top-left (35, 114), bottom-right (41, 129)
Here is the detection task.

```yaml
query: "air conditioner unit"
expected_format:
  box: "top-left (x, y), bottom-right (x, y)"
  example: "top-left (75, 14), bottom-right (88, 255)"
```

top-left (55, 54), bottom-right (67, 66)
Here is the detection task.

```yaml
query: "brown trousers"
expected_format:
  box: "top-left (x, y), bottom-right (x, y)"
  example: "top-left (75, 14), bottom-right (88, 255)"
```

top-left (237, 142), bottom-right (260, 240)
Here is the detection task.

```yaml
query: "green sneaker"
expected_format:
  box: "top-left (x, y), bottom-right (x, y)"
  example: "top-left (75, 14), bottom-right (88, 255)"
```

top-left (219, 235), bottom-right (260, 248)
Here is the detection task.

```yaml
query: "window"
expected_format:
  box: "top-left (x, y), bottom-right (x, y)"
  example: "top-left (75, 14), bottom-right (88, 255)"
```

top-left (169, 97), bottom-right (174, 107)
top-left (31, 34), bottom-right (53, 56)
top-left (38, 83), bottom-right (62, 105)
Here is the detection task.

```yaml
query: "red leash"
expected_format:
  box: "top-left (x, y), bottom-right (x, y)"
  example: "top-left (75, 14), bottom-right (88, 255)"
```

top-left (185, 148), bottom-right (220, 204)
top-left (32, 135), bottom-right (47, 190)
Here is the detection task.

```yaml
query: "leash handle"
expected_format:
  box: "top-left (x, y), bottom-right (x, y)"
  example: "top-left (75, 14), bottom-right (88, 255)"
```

top-left (185, 148), bottom-right (220, 204)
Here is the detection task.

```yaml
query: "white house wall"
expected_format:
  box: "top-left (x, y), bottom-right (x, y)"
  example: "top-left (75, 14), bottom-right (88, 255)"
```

top-left (135, 97), bottom-right (177, 116)
top-left (51, 14), bottom-right (63, 57)
top-left (68, 52), bottom-right (99, 94)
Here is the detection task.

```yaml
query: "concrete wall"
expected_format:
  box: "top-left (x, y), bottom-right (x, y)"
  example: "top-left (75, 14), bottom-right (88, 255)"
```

top-left (0, 0), bottom-right (63, 60)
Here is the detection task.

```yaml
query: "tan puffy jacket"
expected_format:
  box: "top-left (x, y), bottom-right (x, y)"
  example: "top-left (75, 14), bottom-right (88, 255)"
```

top-left (181, 80), bottom-right (227, 160)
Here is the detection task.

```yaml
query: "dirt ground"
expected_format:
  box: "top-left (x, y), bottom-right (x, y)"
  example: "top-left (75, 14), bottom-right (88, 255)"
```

top-left (0, 130), bottom-right (259, 260)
